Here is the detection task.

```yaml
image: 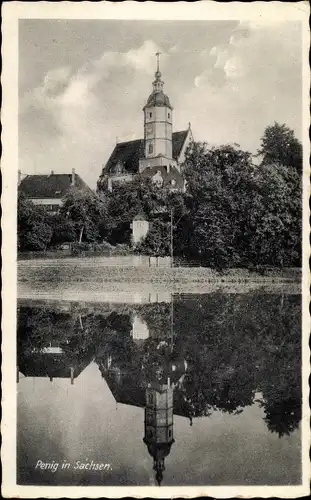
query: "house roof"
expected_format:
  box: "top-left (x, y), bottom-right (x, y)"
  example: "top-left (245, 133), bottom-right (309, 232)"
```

top-left (19, 173), bottom-right (92, 199)
top-left (19, 354), bottom-right (92, 379)
top-left (102, 130), bottom-right (189, 176)
top-left (104, 139), bottom-right (145, 175)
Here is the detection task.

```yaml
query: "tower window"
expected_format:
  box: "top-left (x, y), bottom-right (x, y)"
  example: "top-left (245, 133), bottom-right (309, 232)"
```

top-left (148, 394), bottom-right (153, 404)
top-left (148, 144), bottom-right (153, 154)
top-left (168, 113), bottom-right (170, 119)
top-left (171, 179), bottom-right (176, 187)
top-left (149, 112), bottom-right (152, 118)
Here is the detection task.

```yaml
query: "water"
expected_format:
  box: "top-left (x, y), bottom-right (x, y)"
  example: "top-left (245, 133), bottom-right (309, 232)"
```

top-left (17, 293), bottom-right (301, 486)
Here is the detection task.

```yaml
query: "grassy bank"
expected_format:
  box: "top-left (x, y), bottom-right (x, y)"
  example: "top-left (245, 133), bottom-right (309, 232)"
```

top-left (17, 257), bottom-right (301, 301)
top-left (18, 257), bottom-right (301, 283)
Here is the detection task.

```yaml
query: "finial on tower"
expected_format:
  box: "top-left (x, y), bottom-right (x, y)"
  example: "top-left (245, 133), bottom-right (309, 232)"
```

top-left (156, 469), bottom-right (163, 486)
top-left (155, 51), bottom-right (162, 80)
top-left (156, 51), bottom-right (161, 72)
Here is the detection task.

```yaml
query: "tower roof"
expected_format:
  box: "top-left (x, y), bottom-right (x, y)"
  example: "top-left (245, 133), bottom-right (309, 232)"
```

top-left (143, 51), bottom-right (173, 110)
top-left (144, 441), bottom-right (174, 461)
top-left (144, 92), bottom-right (172, 110)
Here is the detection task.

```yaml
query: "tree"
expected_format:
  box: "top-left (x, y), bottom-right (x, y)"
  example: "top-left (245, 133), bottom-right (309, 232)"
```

top-left (134, 219), bottom-right (170, 256)
top-left (180, 142), bottom-right (257, 268)
top-left (49, 213), bottom-right (76, 247)
top-left (100, 176), bottom-right (171, 245)
top-left (17, 193), bottom-right (52, 251)
top-left (179, 140), bottom-right (302, 268)
top-left (247, 163), bottom-right (301, 267)
top-left (60, 188), bottom-right (107, 243)
top-left (257, 122), bottom-right (302, 173)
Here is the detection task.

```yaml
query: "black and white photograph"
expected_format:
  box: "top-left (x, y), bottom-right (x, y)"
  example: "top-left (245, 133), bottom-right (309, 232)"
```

top-left (2, 1), bottom-right (310, 498)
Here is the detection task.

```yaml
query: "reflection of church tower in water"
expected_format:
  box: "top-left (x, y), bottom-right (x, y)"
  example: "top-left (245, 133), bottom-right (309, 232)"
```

top-left (143, 376), bottom-right (174, 486)
top-left (142, 294), bottom-right (188, 485)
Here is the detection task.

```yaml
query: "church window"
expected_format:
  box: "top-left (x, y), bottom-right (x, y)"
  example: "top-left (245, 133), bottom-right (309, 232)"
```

top-left (168, 113), bottom-right (170, 119)
top-left (149, 112), bottom-right (152, 118)
top-left (168, 430), bottom-right (172, 437)
top-left (148, 144), bottom-right (153, 154)
top-left (148, 394), bottom-right (153, 404)
top-left (171, 179), bottom-right (176, 187)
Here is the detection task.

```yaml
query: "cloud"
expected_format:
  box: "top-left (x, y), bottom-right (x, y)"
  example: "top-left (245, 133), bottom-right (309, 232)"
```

top-left (179, 19), bottom-right (302, 161)
top-left (43, 66), bottom-right (72, 97)
top-left (194, 20), bottom-right (301, 91)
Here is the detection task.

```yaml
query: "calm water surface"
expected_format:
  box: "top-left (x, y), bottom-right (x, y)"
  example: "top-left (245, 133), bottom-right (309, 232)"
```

top-left (17, 292), bottom-right (301, 486)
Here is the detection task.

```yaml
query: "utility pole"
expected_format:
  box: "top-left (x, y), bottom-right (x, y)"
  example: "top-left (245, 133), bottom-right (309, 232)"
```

top-left (170, 208), bottom-right (173, 267)
top-left (170, 293), bottom-right (174, 352)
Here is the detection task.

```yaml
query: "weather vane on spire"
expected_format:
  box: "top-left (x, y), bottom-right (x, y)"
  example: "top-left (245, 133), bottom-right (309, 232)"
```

top-left (155, 51), bottom-right (161, 73)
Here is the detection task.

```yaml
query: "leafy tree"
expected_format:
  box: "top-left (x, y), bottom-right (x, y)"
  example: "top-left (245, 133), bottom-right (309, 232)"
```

top-left (179, 139), bottom-right (302, 268)
top-left (247, 163), bottom-right (302, 267)
top-left (180, 143), bottom-right (257, 268)
top-left (134, 219), bottom-right (170, 256)
top-left (49, 213), bottom-right (76, 247)
top-left (60, 188), bottom-right (107, 243)
top-left (17, 193), bottom-right (52, 251)
top-left (99, 176), bottom-right (171, 245)
top-left (257, 122), bottom-right (302, 173)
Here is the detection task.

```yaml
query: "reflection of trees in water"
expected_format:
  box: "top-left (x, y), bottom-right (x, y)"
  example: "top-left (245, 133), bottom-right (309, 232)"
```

top-left (18, 293), bottom-right (301, 436)
top-left (172, 293), bottom-right (301, 434)
top-left (257, 394), bottom-right (301, 438)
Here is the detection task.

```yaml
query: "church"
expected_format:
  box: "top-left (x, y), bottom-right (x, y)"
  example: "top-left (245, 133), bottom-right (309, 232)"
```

top-left (98, 53), bottom-right (193, 192)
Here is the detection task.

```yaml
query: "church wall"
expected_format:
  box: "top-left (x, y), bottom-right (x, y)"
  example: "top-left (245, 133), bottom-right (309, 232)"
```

top-left (145, 107), bottom-right (172, 124)
top-left (139, 156), bottom-right (177, 174)
top-left (155, 138), bottom-right (172, 158)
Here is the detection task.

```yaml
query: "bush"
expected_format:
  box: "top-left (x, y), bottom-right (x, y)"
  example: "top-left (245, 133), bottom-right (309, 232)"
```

top-left (113, 243), bottom-right (133, 256)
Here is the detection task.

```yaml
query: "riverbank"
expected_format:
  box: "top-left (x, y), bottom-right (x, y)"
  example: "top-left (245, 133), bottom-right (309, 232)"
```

top-left (18, 257), bottom-right (301, 300)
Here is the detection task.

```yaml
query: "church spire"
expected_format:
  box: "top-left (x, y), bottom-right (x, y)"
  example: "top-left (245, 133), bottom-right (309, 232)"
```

top-left (154, 457), bottom-right (165, 486)
top-left (152, 51), bottom-right (164, 93)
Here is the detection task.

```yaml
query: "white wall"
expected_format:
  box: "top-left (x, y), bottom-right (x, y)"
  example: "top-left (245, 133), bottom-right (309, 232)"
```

top-left (30, 198), bottom-right (62, 205)
top-left (132, 314), bottom-right (150, 340)
top-left (132, 220), bottom-right (149, 244)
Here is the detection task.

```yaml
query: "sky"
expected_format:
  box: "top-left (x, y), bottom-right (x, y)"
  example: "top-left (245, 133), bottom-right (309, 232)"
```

top-left (19, 19), bottom-right (302, 188)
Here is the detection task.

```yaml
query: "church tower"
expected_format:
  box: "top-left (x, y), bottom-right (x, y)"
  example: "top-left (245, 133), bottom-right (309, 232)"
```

top-left (139, 53), bottom-right (178, 175)
top-left (143, 378), bottom-right (175, 486)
